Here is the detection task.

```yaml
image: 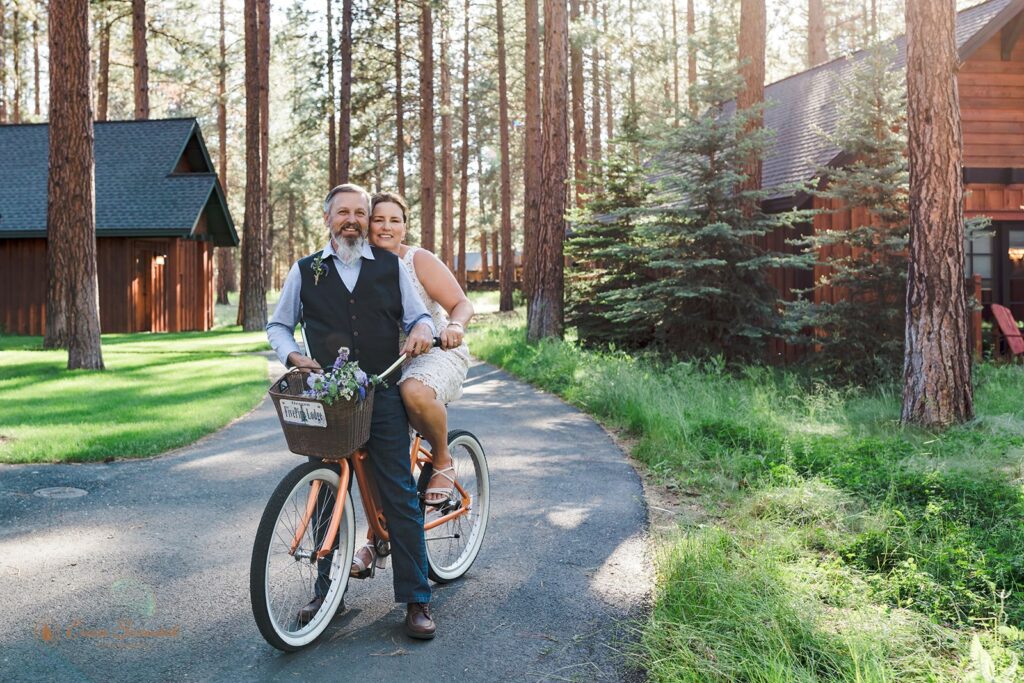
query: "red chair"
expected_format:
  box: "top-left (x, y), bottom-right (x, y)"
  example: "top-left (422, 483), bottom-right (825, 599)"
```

top-left (991, 303), bottom-right (1024, 358)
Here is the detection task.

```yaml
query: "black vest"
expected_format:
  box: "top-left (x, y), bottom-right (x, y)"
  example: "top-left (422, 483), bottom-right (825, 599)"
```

top-left (297, 247), bottom-right (402, 376)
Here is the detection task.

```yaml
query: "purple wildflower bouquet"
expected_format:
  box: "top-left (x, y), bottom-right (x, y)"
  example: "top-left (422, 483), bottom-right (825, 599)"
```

top-left (301, 347), bottom-right (374, 406)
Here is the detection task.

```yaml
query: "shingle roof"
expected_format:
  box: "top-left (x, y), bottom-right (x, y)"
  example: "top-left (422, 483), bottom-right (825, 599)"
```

top-left (0, 118), bottom-right (237, 246)
top-left (755, 0), bottom-right (1020, 200)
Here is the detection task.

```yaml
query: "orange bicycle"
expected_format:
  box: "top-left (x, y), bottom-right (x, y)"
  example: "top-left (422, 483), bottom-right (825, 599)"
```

top-left (249, 351), bottom-right (489, 651)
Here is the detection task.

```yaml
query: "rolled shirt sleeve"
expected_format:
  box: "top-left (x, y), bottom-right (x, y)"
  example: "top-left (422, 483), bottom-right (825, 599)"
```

top-left (266, 262), bottom-right (303, 366)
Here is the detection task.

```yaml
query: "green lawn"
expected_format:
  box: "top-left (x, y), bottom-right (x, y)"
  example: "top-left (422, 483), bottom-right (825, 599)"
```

top-left (470, 311), bottom-right (1024, 682)
top-left (0, 328), bottom-right (271, 464)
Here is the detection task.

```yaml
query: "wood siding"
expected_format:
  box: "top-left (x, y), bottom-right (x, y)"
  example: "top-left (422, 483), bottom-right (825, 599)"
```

top-left (0, 236), bottom-right (214, 336)
top-left (960, 31), bottom-right (1024, 168)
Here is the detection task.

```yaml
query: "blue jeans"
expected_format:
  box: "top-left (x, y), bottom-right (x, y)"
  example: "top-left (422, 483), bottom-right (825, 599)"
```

top-left (312, 385), bottom-right (431, 604)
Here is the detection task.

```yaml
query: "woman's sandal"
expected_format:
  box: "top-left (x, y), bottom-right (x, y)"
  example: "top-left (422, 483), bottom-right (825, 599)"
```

top-left (423, 466), bottom-right (457, 507)
top-left (350, 542), bottom-right (385, 579)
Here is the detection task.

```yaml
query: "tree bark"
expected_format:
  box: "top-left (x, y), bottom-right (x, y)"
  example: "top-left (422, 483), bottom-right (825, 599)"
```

top-left (338, 0), bottom-right (352, 183)
top-left (570, 0), bottom-right (586, 204)
top-left (216, 0), bottom-right (233, 306)
top-left (132, 0), bottom-right (149, 119)
top-left (671, 0), bottom-right (679, 122)
top-left (496, 0), bottom-right (514, 310)
top-left (12, 2), bottom-right (22, 123)
top-left (457, 0), bottom-right (470, 290)
top-left (97, 16), bottom-right (110, 122)
top-left (627, 0), bottom-right (635, 113)
top-left (47, 0), bottom-right (103, 369)
top-left (480, 231), bottom-right (489, 284)
top-left (524, 0), bottom-right (541, 298)
top-left (0, 5), bottom-right (7, 123)
top-left (327, 0), bottom-right (337, 187)
top-left (590, 0), bottom-right (601, 165)
top-left (238, 0), bottom-right (267, 330)
top-left (259, 0), bottom-right (271, 288)
top-left (491, 230), bottom-right (499, 281)
top-left (602, 2), bottom-right (613, 144)
top-left (419, 0), bottom-right (436, 252)
top-left (737, 0), bottom-right (765, 201)
top-left (33, 4), bottom-right (40, 116)
top-left (440, 15), bottom-right (454, 270)
top-left (527, 0), bottom-right (568, 341)
top-left (808, 0), bottom-right (828, 68)
top-left (394, 0), bottom-right (406, 197)
top-left (687, 0), bottom-right (696, 114)
top-left (901, 0), bottom-right (973, 426)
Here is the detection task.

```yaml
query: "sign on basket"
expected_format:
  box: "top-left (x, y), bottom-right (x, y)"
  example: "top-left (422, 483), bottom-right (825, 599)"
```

top-left (279, 400), bottom-right (327, 428)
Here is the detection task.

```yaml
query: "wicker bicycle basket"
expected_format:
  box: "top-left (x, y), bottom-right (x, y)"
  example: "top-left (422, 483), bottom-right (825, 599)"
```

top-left (268, 369), bottom-right (375, 459)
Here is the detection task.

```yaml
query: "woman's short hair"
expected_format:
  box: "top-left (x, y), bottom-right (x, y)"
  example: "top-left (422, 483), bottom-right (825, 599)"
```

top-left (371, 192), bottom-right (409, 222)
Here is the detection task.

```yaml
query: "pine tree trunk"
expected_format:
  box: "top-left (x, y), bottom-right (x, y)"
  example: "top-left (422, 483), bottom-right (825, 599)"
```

top-left (901, 0), bottom-right (973, 427)
top-left (737, 0), bottom-right (765, 201)
top-left (570, 0), bottom-right (586, 204)
top-left (47, 0), bottom-right (103, 369)
top-left (480, 231), bottom-right (489, 284)
top-left (338, 0), bottom-right (352, 183)
top-left (259, 0), bottom-right (271, 286)
top-left (627, 0), bottom-right (635, 113)
top-left (672, 0), bottom-right (679, 122)
top-left (0, 6), bottom-right (7, 123)
top-left (12, 3), bottom-right (21, 123)
top-left (132, 0), bottom-right (149, 119)
top-left (496, 0), bottom-right (514, 310)
top-left (457, 0), bottom-right (470, 290)
top-left (97, 18), bottom-right (110, 122)
top-left (394, 0), bottom-right (406, 197)
top-left (528, 0), bottom-right (568, 341)
top-left (287, 192), bottom-right (296, 266)
top-left (687, 0), bottom-right (696, 114)
top-left (590, 0), bottom-right (602, 165)
top-left (491, 230), bottom-right (499, 281)
top-left (238, 0), bottom-right (267, 331)
top-left (808, 0), bottom-right (828, 68)
top-left (327, 0), bottom-right (337, 187)
top-left (215, 0), bottom-right (232, 306)
top-left (440, 17), bottom-right (454, 270)
top-left (523, 0), bottom-right (542, 299)
top-left (602, 2), bottom-right (613, 145)
top-left (419, 0), bottom-right (436, 252)
top-left (33, 5), bottom-right (40, 117)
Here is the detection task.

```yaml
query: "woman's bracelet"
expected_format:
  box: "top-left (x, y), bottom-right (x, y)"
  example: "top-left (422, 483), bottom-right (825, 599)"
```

top-left (447, 321), bottom-right (465, 331)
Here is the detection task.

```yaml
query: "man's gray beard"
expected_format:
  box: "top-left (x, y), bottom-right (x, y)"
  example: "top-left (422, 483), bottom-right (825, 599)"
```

top-left (335, 235), bottom-right (365, 265)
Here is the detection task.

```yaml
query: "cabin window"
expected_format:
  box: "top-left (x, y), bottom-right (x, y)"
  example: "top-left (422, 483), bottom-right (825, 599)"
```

top-left (964, 233), bottom-right (993, 295)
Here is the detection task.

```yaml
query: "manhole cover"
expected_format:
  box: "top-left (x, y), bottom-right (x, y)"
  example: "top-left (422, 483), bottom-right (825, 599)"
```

top-left (33, 487), bottom-right (87, 499)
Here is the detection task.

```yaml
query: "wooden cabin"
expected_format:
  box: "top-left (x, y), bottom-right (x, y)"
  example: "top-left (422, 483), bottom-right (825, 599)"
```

top-left (0, 118), bottom-right (236, 335)
top-left (753, 0), bottom-right (1024, 361)
top-left (454, 250), bottom-right (523, 284)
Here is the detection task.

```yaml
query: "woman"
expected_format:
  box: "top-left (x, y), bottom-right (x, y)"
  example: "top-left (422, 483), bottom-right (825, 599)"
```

top-left (351, 191), bottom-right (474, 578)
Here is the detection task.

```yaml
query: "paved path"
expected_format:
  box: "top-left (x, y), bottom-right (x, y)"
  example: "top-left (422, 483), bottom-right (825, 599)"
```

top-left (0, 360), bottom-right (651, 682)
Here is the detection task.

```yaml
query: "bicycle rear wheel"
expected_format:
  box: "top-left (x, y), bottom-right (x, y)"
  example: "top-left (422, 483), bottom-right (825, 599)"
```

top-left (250, 461), bottom-right (355, 651)
top-left (419, 429), bottom-right (490, 583)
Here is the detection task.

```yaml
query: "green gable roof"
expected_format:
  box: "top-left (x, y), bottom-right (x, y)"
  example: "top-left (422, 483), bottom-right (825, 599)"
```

top-left (0, 117), bottom-right (237, 246)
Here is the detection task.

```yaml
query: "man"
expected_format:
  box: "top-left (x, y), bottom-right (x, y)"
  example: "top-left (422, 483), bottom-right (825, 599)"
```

top-left (267, 183), bottom-right (438, 640)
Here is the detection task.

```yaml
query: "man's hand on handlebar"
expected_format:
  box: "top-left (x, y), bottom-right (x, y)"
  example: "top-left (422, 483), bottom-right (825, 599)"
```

top-left (287, 351), bottom-right (322, 371)
top-left (402, 321), bottom-right (435, 358)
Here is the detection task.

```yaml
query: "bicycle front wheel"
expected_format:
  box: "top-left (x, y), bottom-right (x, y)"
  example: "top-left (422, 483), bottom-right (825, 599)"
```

top-left (250, 461), bottom-right (355, 651)
top-left (420, 429), bottom-right (490, 583)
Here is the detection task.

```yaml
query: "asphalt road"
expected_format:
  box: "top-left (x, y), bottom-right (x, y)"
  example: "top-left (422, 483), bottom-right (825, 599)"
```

top-left (0, 359), bottom-right (651, 682)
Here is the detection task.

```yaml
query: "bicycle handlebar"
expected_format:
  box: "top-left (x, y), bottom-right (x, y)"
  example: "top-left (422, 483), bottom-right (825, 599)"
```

top-left (289, 335), bottom-right (442, 382)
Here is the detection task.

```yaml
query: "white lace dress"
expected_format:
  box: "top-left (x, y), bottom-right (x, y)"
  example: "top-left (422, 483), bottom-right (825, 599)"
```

top-left (398, 246), bottom-right (471, 403)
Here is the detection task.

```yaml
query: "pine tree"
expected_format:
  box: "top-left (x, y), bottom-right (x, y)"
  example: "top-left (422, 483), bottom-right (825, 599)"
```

top-left (785, 44), bottom-right (909, 382)
top-left (566, 113), bottom-right (654, 349)
top-left (616, 20), bottom-right (800, 361)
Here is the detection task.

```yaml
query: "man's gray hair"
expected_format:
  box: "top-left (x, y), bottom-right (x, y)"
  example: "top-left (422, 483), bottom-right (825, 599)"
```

top-left (323, 183), bottom-right (371, 214)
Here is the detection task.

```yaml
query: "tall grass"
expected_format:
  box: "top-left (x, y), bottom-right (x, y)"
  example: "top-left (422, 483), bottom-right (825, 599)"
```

top-left (470, 313), bottom-right (1024, 681)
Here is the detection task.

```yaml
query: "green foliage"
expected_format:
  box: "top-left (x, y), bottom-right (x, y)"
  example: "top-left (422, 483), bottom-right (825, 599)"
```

top-left (471, 315), bottom-right (1024, 678)
top-left (784, 43), bottom-right (909, 383)
top-left (566, 112), bottom-right (655, 349)
top-left (0, 330), bottom-right (270, 463)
